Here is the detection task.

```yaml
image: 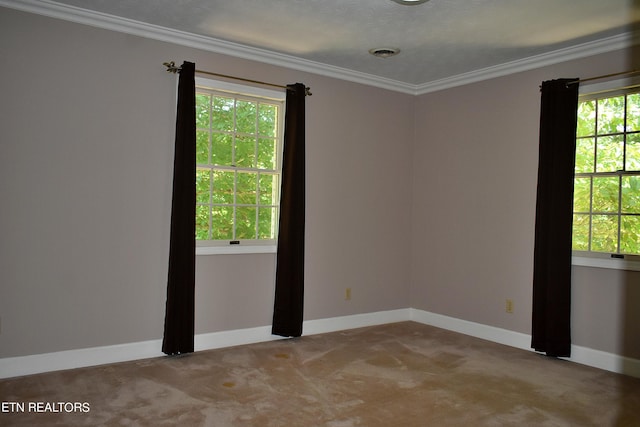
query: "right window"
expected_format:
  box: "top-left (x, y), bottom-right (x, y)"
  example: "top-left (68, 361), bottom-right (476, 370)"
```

top-left (573, 88), bottom-right (640, 257)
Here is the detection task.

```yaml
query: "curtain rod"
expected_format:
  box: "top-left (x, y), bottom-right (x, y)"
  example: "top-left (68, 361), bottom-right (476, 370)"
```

top-left (567, 69), bottom-right (640, 86)
top-left (163, 61), bottom-right (311, 96)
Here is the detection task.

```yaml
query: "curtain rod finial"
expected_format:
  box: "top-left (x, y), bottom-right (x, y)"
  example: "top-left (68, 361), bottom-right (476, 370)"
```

top-left (305, 87), bottom-right (312, 96)
top-left (163, 61), bottom-right (180, 74)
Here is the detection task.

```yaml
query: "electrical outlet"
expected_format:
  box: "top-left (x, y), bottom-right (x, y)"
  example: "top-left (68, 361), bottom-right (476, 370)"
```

top-left (506, 299), bottom-right (514, 314)
top-left (345, 288), bottom-right (352, 301)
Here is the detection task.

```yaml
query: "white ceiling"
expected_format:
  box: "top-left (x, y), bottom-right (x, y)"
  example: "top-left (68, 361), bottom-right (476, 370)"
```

top-left (4, 0), bottom-right (640, 93)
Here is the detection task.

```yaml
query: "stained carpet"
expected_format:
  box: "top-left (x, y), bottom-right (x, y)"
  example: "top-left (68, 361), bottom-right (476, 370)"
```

top-left (1, 322), bottom-right (639, 426)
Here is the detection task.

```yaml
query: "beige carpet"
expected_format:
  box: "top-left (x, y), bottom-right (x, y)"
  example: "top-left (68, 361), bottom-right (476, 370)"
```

top-left (1, 322), bottom-right (639, 426)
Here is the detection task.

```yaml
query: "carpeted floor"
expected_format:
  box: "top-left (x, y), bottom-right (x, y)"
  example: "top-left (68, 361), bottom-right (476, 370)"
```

top-left (1, 321), bottom-right (639, 426)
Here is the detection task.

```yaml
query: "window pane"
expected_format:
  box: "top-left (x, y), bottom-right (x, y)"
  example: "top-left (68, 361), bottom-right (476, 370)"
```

top-left (621, 216), bottom-right (640, 254)
top-left (235, 100), bottom-right (257, 134)
top-left (597, 96), bottom-right (625, 135)
top-left (572, 91), bottom-right (640, 256)
top-left (212, 171), bottom-right (235, 204)
top-left (575, 138), bottom-right (594, 173)
top-left (195, 85), bottom-right (283, 243)
top-left (211, 206), bottom-right (233, 240)
top-left (622, 176), bottom-right (640, 213)
top-left (258, 207), bottom-right (276, 239)
top-left (572, 214), bottom-right (590, 251)
top-left (591, 215), bottom-right (618, 252)
top-left (627, 93), bottom-right (640, 132)
top-left (576, 100), bottom-right (596, 137)
top-left (212, 97), bottom-right (234, 131)
top-left (259, 173), bottom-right (278, 205)
top-left (258, 104), bottom-right (277, 137)
top-left (196, 94), bottom-right (210, 128)
top-left (592, 177), bottom-right (619, 212)
top-left (195, 205), bottom-right (210, 240)
top-left (235, 207), bottom-right (257, 239)
top-left (627, 133), bottom-right (640, 171)
top-left (196, 130), bottom-right (210, 164)
top-left (235, 136), bottom-right (256, 168)
top-left (236, 172), bottom-right (257, 205)
top-left (596, 135), bottom-right (624, 172)
top-left (196, 169), bottom-right (211, 204)
top-left (257, 137), bottom-right (277, 169)
top-left (212, 134), bottom-right (232, 166)
top-left (573, 177), bottom-right (591, 212)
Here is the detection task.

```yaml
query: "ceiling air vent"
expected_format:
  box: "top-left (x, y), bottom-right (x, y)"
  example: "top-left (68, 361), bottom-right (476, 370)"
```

top-left (391, 0), bottom-right (430, 4)
top-left (369, 47), bottom-right (400, 58)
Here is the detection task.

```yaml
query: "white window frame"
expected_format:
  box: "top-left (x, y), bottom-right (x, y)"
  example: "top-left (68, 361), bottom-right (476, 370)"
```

top-left (194, 77), bottom-right (285, 255)
top-left (572, 76), bottom-right (640, 271)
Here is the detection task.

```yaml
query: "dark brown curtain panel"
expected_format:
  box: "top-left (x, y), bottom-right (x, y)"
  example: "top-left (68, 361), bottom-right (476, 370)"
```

top-left (272, 83), bottom-right (306, 338)
top-left (162, 61), bottom-right (196, 355)
top-left (531, 78), bottom-right (579, 358)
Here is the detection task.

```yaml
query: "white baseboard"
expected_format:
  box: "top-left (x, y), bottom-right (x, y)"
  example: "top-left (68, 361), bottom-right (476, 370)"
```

top-left (0, 339), bottom-right (163, 380)
top-left (0, 309), bottom-right (410, 379)
top-left (409, 308), bottom-right (640, 379)
top-left (1, 308), bottom-right (638, 379)
top-left (194, 325), bottom-right (281, 352)
top-left (195, 309), bottom-right (412, 352)
top-left (303, 308), bottom-right (411, 336)
top-left (409, 309), bottom-right (532, 350)
top-left (569, 344), bottom-right (640, 378)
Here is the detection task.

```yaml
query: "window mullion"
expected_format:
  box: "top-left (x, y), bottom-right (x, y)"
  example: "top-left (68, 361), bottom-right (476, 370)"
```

top-left (617, 95), bottom-right (627, 253)
top-left (232, 170), bottom-right (237, 240)
top-left (588, 176), bottom-right (596, 252)
top-left (254, 105), bottom-right (260, 240)
top-left (617, 174), bottom-right (622, 253)
top-left (623, 94), bottom-right (628, 171)
top-left (232, 98), bottom-right (238, 241)
top-left (255, 173), bottom-right (260, 240)
top-left (590, 99), bottom-right (596, 253)
top-left (208, 96), bottom-right (214, 240)
top-left (208, 168), bottom-right (213, 241)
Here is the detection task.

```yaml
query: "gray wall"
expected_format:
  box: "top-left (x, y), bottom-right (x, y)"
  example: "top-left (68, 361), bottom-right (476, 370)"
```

top-left (0, 7), bottom-right (637, 361)
top-left (0, 8), bottom-right (413, 358)
top-left (411, 48), bottom-right (640, 359)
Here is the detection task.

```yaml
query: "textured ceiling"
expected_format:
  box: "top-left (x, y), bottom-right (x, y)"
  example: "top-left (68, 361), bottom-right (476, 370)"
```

top-left (5, 0), bottom-right (640, 91)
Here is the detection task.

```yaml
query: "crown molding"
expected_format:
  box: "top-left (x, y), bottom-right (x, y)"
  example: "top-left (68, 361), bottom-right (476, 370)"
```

top-left (0, 0), bottom-right (418, 94)
top-left (1, 0), bottom-right (638, 95)
top-left (414, 31), bottom-right (640, 95)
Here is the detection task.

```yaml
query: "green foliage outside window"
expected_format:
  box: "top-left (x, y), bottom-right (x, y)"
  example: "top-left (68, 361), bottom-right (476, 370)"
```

top-left (573, 90), bottom-right (640, 255)
top-left (195, 90), bottom-right (281, 242)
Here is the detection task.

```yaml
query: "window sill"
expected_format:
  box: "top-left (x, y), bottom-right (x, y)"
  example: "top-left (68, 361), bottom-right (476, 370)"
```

top-left (572, 255), bottom-right (640, 272)
top-left (196, 245), bottom-right (277, 255)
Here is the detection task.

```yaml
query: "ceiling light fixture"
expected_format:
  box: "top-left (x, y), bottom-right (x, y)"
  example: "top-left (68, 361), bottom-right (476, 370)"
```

top-left (369, 47), bottom-right (401, 58)
top-left (391, 0), bottom-right (430, 5)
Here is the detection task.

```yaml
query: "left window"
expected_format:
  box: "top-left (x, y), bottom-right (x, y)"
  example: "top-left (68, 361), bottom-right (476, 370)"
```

top-left (194, 78), bottom-right (285, 253)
